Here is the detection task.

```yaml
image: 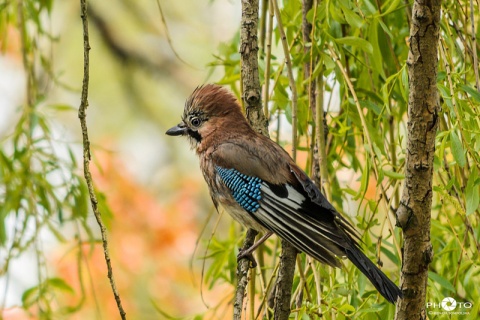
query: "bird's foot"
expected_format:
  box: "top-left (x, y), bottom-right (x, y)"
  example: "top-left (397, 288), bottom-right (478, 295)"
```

top-left (237, 231), bottom-right (274, 269)
top-left (237, 248), bottom-right (257, 268)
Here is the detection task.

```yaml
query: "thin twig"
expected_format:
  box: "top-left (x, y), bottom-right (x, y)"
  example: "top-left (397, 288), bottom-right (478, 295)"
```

top-left (271, 0), bottom-right (299, 161)
top-left (316, 76), bottom-right (331, 201)
top-left (154, 0), bottom-right (194, 68)
top-left (263, 0), bottom-right (274, 118)
top-left (199, 208), bottom-right (222, 308)
top-left (469, 0), bottom-right (479, 91)
top-left (78, 1), bottom-right (126, 319)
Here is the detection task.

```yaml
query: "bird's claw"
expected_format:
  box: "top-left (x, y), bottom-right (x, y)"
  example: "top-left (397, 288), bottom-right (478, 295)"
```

top-left (237, 249), bottom-right (257, 268)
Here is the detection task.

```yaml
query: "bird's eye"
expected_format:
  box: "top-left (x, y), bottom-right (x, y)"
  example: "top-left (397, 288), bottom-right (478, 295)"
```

top-left (190, 117), bottom-right (202, 127)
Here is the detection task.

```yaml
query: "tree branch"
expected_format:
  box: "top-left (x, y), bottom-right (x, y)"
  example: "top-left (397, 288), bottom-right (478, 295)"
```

top-left (241, 0), bottom-right (269, 136)
top-left (235, 0), bottom-right (266, 318)
top-left (233, 229), bottom-right (258, 320)
top-left (394, 0), bottom-right (441, 318)
top-left (273, 240), bottom-right (297, 320)
top-left (78, 1), bottom-right (126, 319)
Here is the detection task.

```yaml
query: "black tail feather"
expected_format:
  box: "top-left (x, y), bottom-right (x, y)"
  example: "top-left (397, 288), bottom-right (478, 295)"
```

top-left (345, 246), bottom-right (403, 304)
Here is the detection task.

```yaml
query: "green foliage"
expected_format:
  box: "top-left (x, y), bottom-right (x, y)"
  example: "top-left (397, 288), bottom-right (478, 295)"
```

top-left (0, 1), bottom-right (104, 317)
top-left (206, 0), bottom-right (480, 318)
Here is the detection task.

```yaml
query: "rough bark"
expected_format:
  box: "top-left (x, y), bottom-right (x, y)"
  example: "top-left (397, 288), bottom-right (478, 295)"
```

top-left (395, 0), bottom-right (441, 319)
top-left (273, 239), bottom-right (297, 320)
top-left (240, 0), bottom-right (269, 136)
top-left (238, 1), bottom-right (297, 319)
top-left (236, 1), bottom-right (266, 318)
top-left (233, 229), bottom-right (258, 320)
top-left (235, 2), bottom-right (265, 318)
top-left (78, 1), bottom-right (126, 319)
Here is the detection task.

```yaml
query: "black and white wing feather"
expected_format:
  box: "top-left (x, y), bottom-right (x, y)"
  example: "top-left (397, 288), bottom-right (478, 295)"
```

top-left (215, 165), bottom-right (402, 304)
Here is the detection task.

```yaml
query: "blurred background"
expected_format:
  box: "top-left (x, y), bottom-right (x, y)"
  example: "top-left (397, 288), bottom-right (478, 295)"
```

top-left (1, 0), bottom-right (246, 318)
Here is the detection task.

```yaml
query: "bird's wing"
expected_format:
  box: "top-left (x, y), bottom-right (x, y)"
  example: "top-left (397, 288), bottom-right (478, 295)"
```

top-left (211, 140), bottom-right (354, 267)
top-left (211, 137), bottom-right (292, 185)
top-left (288, 162), bottom-right (360, 243)
top-left (212, 140), bottom-right (402, 303)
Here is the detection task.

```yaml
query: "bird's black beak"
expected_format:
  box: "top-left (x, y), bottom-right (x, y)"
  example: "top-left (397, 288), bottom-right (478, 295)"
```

top-left (166, 122), bottom-right (187, 136)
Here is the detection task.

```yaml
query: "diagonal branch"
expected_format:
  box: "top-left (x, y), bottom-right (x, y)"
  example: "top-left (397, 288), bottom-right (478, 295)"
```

top-left (78, 1), bottom-right (126, 319)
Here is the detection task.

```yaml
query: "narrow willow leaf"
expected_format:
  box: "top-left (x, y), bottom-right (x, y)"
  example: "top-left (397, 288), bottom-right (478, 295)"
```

top-left (450, 131), bottom-right (466, 167)
top-left (320, 52), bottom-right (336, 74)
top-left (343, 8), bottom-right (363, 28)
top-left (47, 277), bottom-right (74, 294)
top-left (21, 286), bottom-right (39, 308)
top-left (337, 303), bottom-right (356, 313)
top-left (465, 167), bottom-right (479, 215)
top-left (356, 303), bottom-right (386, 313)
top-left (428, 271), bottom-right (456, 293)
top-left (355, 157), bottom-right (370, 200)
top-left (0, 217), bottom-right (5, 245)
top-left (383, 170), bottom-right (404, 180)
top-left (73, 180), bottom-right (89, 219)
top-left (380, 246), bottom-right (400, 265)
top-left (48, 104), bottom-right (76, 112)
top-left (379, 0), bottom-right (402, 16)
top-left (377, 19), bottom-right (394, 39)
top-left (335, 36), bottom-right (373, 54)
top-left (368, 20), bottom-right (385, 78)
top-left (460, 84), bottom-right (480, 103)
top-left (438, 130), bottom-right (449, 162)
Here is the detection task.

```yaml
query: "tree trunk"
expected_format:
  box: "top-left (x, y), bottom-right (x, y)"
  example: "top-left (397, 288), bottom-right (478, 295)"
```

top-left (395, 0), bottom-right (441, 319)
top-left (238, 1), bottom-right (297, 319)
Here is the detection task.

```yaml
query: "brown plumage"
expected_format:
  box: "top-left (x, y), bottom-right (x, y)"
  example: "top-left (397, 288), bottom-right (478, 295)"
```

top-left (166, 84), bottom-right (403, 304)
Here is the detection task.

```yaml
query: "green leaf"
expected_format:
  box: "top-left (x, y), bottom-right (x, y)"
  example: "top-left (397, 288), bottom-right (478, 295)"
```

top-left (22, 286), bottom-right (39, 308)
top-left (466, 167), bottom-right (479, 215)
top-left (383, 170), bottom-right (404, 180)
top-left (450, 131), bottom-right (466, 167)
top-left (355, 157), bottom-right (370, 200)
top-left (337, 303), bottom-right (356, 313)
top-left (335, 36), bottom-right (373, 54)
top-left (0, 216), bottom-right (5, 246)
top-left (356, 303), bottom-right (386, 313)
top-left (73, 180), bottom-right (89, 219)
top-left (321, 52), bottom-right (336, 73)
top-left (460, 84), bottom-right (480, 103)
top-left (368, 20), bottom-right (385, 78)
top-left (47, 277), bottom-right (74, 294)
top-left (380, 246), bottom-right (400, 265)
top-left (428, 271), bottom-right (456, 293)
top-left (379, 0), bottom-right (402, 16)
top-left (343, 8), bottom-right (363, 28)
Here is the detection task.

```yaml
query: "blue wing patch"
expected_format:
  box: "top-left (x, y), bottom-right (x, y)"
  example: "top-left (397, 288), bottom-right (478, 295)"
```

top-left (215, 166), bottom-right (262, 213)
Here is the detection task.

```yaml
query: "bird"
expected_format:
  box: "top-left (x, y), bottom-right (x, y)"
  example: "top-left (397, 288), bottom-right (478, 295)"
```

top-left (166, 84), bottom-right (403, 304)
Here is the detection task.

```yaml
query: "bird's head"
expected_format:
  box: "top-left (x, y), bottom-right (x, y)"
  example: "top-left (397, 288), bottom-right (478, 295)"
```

top-left (166, 84), bottom-right (246, 150)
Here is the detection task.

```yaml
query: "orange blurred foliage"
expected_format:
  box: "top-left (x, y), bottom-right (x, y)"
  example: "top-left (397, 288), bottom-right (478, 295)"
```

top-left (49, 144), bottom-right (232, 319)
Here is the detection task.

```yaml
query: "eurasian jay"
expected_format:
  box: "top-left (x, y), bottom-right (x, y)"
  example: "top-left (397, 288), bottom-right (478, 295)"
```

top-left (166, 84), bottom-right (402, 304)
